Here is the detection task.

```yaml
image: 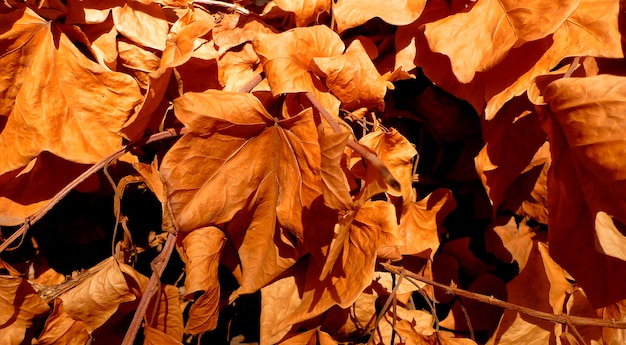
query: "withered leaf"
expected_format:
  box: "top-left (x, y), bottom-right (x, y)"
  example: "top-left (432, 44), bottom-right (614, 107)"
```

top-left (278, 328), bottom-right (337, 345)
top-left (540, 74), bottom-right (626, 307)
top-left (424, 0), bottom-right (578, 83)
top-left (161, 90), bottom-right (324, 293)
top-left (0, 8), bottom-right (141, 175)
top-left (253, 25), bottom-right (343, 114)
top-left (59, 258), bottom-right (136, 333)
top-left (278, 200), bottom-right (401, 331)
top-left (111, 1), bottom-right (168, 51)
top-left (273, 0), bottom-right (331, 27)
top-left (37, 299), bottom-right (89, 345)
top-left (399, 188), bottom-right (456, 258)
top-left (333, 0), bottom-right (427, 33)
top-left (0, 276), bottom-right (50, 345)
top-left (179, 226), bottom-right (225, 334)
top-left (311, 39), bottom-right (392, 111)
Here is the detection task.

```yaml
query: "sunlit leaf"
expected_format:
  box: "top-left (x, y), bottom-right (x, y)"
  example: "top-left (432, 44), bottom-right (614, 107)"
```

top-left (333, 0), bottom-right (427, 33)
top-left (0, 276), bottom-right (50, 345)
top-left (111, 1), bottom-right (168, 51)
top-left (37, 299), bottom-right (89, 345)
top-left (273, 0), bottom-right (331, 27)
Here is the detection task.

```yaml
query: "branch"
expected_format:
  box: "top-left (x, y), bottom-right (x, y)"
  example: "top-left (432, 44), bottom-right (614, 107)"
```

top-left (381, 263), bottom-right (626, 329)
top-left (0, 128), bottom-right (187, 254)
top-left (121, 231), bottom-right (178, 345)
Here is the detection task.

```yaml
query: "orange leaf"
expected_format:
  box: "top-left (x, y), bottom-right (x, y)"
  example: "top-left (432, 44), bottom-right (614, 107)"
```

top-left (539, 74), bottom-right (626, 307)
top-left (278, 328), bottom-right (338, 345)
top-left (253, 25), bottom-right (343, 114)
top-left (37, 299), bottom-right (89, 345)
top-left (399, 188), bottom-right (456, 258)
top-left (0, 276), bottom-right (50, 345)
top-left (212, 13), bottom-right (274, 55)
top-left (424, 0), bottom-right (578, 83)
top-left (273, 0), bottom-right (331, 27)
top-left (474, 97), bottom-right (546, 214)
top-left (278, 201), bottom-right (400, 330)
top-left (0, 8), bottom-right (141, 175)
top-left (153, 9), bottom-right (216, 78)
top-left (358, 128), bottom-right (417, 201)
top-left (161, 90), bottom-right (325, 293)
top-left (333, 0), bottom-right (427, 33)
top-left (59, 258), bottom-right (137, 333)
top-left (217, 43), bottom-right (261, 92)
top-left (111, 1), bottom-right (168, 51)
top-left (179, 226), bottom-right (225, 334)
top-left (311, 39), bottom-right (391, 111)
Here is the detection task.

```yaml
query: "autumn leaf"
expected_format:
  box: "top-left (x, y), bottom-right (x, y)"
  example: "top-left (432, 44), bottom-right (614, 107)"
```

top-left (253, 25), bottom-right (343, 114)
top-left (111, 1), bottom-right (168, 51)
top-left (398, 188), bottom-right (456, 258)
top-left (0, 8), bottom-right (141, 174)
top-left (161, 90), bottom-right (326, 293)
top-left (0, 276), bottom-right (50, 345)
top-left (539, 74), bottom-right (626, 307)
top-left (58, 258), bottom-right (137, 333)
top-left (311, 39), bottom-right (392, 111)
top-left (153, 8), bottom-right (216, 78)
top-left (474, 97), bottom-right (546, 214)
top-left (333, 0), bottom-right (427, 33)
top-left (37, 299), bottom-right (89, 345)
top-left (423, 0), bottom-right (578, 83)
top-left (218, 43), bottom-right (262, 92)
top-left (179, 226), bottom-right (225, 334)
top-left (272, 0), bottom-right (331, 27)
top-left (277, 200), bottom-right (401, 331)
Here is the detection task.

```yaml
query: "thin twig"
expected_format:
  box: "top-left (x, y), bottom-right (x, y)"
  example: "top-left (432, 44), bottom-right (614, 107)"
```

top-left (459, 301), bottom-right (475, 341)
top-left (381, 263), bottom-right (626, 329)
top-left (403, 275), bottom-right (440, 330)
top-left (0, 128), bottom-right (187, 254)
top-left (368, 270), bottom-right (406, 345)
top-left (121, 231), bottom-right (178, 345)
top-left (193, 0), bottom-right (250, 15)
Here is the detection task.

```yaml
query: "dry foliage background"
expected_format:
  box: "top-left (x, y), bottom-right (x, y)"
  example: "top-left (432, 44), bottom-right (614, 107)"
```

top-left (1, 0), bottom-right (626, 344)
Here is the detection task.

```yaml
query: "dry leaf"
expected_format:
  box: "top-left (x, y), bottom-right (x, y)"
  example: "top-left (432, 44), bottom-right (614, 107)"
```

top-left (0, 276), bottom-right (50, 345)
top-left (273, 0), bottom-right (331, 27)
top-left (37, 299), bottom-right (89, 345)
top-left (333, 0), bottom-right (427, 33)
top-left (111, 1), bottom-right (168, 51)
top-left (311, 39), bottom-right (391, 111)
top-left (540, 74), bottom-right (626, 307)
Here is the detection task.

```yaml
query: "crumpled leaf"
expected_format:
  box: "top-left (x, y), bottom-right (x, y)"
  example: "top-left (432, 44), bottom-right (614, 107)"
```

top-left (212, 13), bottom-right (274, 55)
top-left (153, 9), bottom-right (216, 78)
top-left (333, 0), bottom-right (427, 33)
top-left (318, 125), bottom-right (354, 210)
top-left (59, 258), bottom-right (136, 333)
top-left (111, 1), bottom-right (168, 51)
top-left (0, 276), bottom-right (50, 345)
top-left (277, 200), bottom-right (401, 332)
top-left (398, 188), bottom-right (456, 258)
top-left (179, 226), bottom-right (225, 334)
top-left (486, 242), bottom-right (574, 345)
top-left (311, 39), bottom-right (392, 111)
top-left (0, 8), bottom-right (141, 174)
top-left (475, 97), bottom-right (546, 214)
top-left (273, 0), bottom-right (331, 27)
top-left (357, 128), bottom-right (416, 201)
top-left (373, 306), bottom-right (434, 345)
top-left (253, 25), bottom-right (343, 114)
top-left (424, 0), bottom-right (579, 83)
top-left (161, 90), bottom-right (325, 293)
top-left (218, 43), bottom-right (261, 92)
top-left (540, 74), bottom-right (626, 307)
top-left (37, 299), bottom-right (89, 345)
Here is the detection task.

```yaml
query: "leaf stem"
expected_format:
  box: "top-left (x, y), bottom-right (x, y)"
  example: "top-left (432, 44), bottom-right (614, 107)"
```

top-left (381, 263), bottom-right (626, 329)
top-left (0, 128), bottom-right (187, 254)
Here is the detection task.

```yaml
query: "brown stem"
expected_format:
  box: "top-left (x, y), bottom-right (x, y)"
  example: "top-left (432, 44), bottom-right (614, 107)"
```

top-left (0, 128), bottom-right (187, 254)
top-left (121, 231), bottom-right (178, 345)
top-left (381, 263), bottom-right (626, 329)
